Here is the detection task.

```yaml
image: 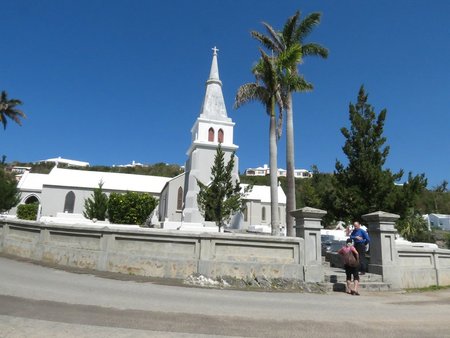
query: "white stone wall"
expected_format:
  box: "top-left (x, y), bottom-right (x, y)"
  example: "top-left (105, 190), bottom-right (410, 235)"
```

top-left (0, 219), bottom-right (305, 281)
top-left (397, 246), bottom-right (450, 288)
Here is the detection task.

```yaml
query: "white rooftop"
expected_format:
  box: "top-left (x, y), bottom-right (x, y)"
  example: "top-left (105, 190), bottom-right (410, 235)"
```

top-left (17, 172), bottom-right (48, 191)
top-left (18, 167), bottom-right (171, 194)
top-left (242, 184), bottom-right (286, 204)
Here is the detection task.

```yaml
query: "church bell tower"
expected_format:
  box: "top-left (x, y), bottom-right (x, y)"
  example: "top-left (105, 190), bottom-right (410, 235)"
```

top-left (182, 47), bottom-right (239, 223)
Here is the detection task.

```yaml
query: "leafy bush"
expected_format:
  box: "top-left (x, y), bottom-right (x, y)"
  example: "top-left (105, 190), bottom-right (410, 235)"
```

top-left (396, 208), bottom-right (431, 242)
top-left (17, 203), bottom-right (39, 220)
top-left (107, 192), bottom-right (157, 225)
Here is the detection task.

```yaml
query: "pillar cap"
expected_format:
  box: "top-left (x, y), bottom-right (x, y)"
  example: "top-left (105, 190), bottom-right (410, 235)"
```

top-left (291, 207), bottom-right (327, 219)
top-left (362, 211), bottom-right (400, 222)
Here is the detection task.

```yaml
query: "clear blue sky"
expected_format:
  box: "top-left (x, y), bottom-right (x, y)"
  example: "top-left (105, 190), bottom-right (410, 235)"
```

top-left (1, 0), bottom-right (449, 188)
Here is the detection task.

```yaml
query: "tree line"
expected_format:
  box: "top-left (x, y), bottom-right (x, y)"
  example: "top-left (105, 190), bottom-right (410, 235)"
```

top-left (6, 161), bottom-right (184, 178)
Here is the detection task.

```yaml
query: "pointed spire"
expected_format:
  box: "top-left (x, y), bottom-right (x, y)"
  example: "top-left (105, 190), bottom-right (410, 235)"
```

top-left (199, 47), bottom-right (229, 121)
top-left (208, 46), bottom-right (222, 85)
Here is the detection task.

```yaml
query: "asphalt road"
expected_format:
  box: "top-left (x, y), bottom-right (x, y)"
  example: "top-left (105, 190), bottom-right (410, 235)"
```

top-left (1, 255), bottom-right (449, 337)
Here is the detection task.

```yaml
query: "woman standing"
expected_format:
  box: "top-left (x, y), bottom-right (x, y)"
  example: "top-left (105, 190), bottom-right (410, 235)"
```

top-left (338, 238), bottom-right (360, 295)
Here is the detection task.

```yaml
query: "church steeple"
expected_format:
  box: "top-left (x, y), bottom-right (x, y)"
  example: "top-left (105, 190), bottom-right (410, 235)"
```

top-left (182, 48), bottom-right (238, 224)
top-left (207, 47), bottom-right (221, 85)
top-left (199, 47), bottom-right (229, 121)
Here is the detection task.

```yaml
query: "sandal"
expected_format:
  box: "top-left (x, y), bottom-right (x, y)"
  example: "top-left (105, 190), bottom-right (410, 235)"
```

top-left (353, 291), bottom-right (360, 296)
top-left (346, 291), bottom-right (352, 295)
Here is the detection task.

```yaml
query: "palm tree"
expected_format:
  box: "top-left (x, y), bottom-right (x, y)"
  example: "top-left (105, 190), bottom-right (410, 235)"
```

top-left (235, 50), bottom-right (285, 235)
top-left (0, 91), bottom-right (26, 129)
top-left (252, 11), bottom-right (328, 236)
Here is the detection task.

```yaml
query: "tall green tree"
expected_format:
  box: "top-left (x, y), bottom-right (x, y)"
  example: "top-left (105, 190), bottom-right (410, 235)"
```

top-left (0, 168), bottom-right (20, 213)
top-left (251, 11), bottom-right (328, 236)
top-left (83, 181), bottom-right (109, 221)
top-left (0, 91), bottom-right (26, 129)
top-left (301, 166), bottom-right (339, 225)
top-left (334, 86), bottom-right (403, 222)
top-left (390, 172), bottom-right (432, 241)
top-left (392, 172), bottom-right (428, 218)
top-left (196, 144), bottom-right (249, 232)
top-left (433, 180), bottom-right (448, 213)
top-left (235, 50), bottom-right (285, 235)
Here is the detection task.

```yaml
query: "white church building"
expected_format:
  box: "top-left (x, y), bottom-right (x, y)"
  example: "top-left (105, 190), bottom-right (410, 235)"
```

top-left (11, 49), bottom-right (286, 232)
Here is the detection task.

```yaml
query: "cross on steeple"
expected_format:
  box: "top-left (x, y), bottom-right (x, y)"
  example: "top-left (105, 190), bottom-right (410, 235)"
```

top-left (212, 46), bottom-right (219, 56)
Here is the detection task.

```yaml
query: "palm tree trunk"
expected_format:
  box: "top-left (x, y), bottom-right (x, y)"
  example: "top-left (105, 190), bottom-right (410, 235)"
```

top-left (285, 93), bottom-right (296, 236)
top-left (269, 101), bottom-right (280, 236)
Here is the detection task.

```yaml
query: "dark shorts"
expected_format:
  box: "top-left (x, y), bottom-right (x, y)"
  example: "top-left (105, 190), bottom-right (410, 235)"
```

top-left (344, 265), bottom-right (359, 281)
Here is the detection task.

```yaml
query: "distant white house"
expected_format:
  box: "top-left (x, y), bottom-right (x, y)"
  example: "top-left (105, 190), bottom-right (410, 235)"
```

top-left (245, 164), bottom-right (312, 179)
top-left (8, 166), bottom-right (32, 181)
top-left (113, 160), bottom-right (145, 168)
top-left (426, 213), bottom-right (450, 231)
top-left (39, 156), bottom-right (90, 167)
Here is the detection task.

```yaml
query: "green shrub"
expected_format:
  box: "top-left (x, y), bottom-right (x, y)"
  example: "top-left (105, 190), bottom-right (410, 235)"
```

top-left (396, 208), bottom-right (431, 242)
top-left (17, 203), bottom-right (39, 220)
top-left (83, 182), bottom-right (108, 221)
top-left (107, 192), bottom-right (157, 225)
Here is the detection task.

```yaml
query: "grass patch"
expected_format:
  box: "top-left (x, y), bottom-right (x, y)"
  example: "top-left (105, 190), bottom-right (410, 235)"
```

top-left (405, 284), bottom-right (450, 293)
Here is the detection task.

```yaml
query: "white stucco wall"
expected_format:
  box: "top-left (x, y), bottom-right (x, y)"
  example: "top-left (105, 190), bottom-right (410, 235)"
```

top-left (40, 185), bottom-right (163, 218)
top-left (242, 200), bottom-right (286, 230)
top-left (159, 174), bottom-right (185, 223)
top-left (183, 144), bottom-right (239, 223)
top-left (40, 185), bottom-right (92, 217)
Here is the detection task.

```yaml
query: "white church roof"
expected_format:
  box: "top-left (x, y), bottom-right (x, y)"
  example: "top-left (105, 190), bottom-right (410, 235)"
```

top-left (45, 167), bottom-right (171, 193)
top-left (242, 184), bottom-right (286, 204)
top-left (17, 167), bottom-right (171, 195)
top-left (17, 171), bottom-right (48, 191)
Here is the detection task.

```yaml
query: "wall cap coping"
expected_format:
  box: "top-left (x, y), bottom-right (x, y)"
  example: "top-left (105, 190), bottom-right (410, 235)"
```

top-left (1, 219), bottom-right (302, 244)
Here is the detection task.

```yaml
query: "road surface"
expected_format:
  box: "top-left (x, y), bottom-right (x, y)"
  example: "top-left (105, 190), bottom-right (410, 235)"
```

top-left (0, 255), bottom-right (449, 337)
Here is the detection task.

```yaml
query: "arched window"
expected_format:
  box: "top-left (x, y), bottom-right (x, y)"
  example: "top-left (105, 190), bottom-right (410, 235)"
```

top-left (64, 191), bottom-right (75, 213)
top-left (261, 206), bottom-right (266, 221)
top-left (25, 195), bottom-right (39, 204)
top-left (177, 187), bottom-right (183, 210)
top-left (208, 127), bottom-right (215, 142)
top-left (218, 129), bottom-right (224, 143)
